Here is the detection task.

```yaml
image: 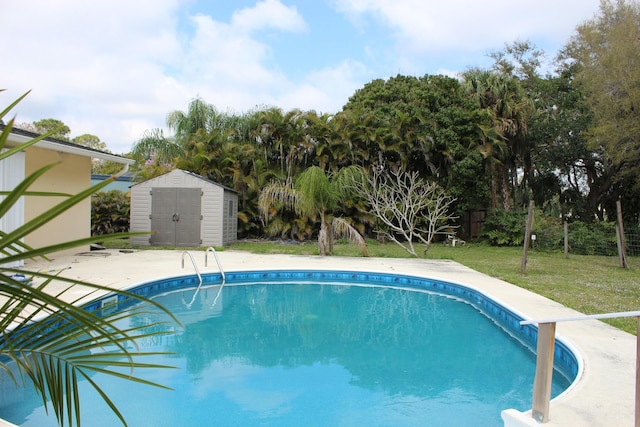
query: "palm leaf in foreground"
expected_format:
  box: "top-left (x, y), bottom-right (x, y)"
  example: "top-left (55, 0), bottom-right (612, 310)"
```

top-left (1, 90), bottom-right (181, 427)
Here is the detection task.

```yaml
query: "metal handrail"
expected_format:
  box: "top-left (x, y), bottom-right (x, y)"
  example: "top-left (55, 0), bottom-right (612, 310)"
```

top-left (181, 250), bottom-right (203, 308)
top-left (205, 247), bottom-right (225, 308)
top-left (521, 310), bottom-right (640, 325)
top-left (205, 247), bottom-right (226, 285)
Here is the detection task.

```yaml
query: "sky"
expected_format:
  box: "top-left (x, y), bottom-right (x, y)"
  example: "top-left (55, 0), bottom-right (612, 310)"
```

top-left (1, 0), bottom-right (602, 155)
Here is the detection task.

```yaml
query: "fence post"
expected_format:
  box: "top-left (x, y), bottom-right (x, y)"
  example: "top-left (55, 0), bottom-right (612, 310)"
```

top-left (521, 201), bottom-right (535, 273)
top-left (532, 322), bottom-right (556, 423)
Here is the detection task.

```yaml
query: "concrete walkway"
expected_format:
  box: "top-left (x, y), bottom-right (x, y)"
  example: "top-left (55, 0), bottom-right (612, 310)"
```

top-left (22, 249), bottom-right (637, 427)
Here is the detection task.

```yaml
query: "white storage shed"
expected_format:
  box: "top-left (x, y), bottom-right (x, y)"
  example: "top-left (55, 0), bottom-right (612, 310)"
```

top-left (130, 169), bottom-right (238, 247)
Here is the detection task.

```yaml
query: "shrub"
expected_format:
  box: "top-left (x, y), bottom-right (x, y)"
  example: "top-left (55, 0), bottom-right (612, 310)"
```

top-left (568, 221), bottom-right (618, 256)
top-left (532, 213), bottom-right (564, 251)
top-left (480, 209), bottom-right (526, 246)
top-left (91, 189), bottom-right (130, 236)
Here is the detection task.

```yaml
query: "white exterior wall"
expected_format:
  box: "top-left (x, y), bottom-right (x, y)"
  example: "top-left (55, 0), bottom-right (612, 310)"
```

top-left (130, 169), bottom-right (236, 247)
top-left (200, 177), bottom-right (223, 246)
top-left (129, 180), bottom-right (153, 246)
top-left (0, 150), bottom-right (25, 267)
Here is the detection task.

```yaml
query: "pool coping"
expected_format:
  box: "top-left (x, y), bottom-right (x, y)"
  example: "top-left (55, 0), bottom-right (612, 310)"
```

top-left (18, 249), bottom-right (637, 427)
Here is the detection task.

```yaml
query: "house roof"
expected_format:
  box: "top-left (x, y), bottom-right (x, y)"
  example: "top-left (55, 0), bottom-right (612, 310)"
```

top-left (91, 172), bottom-right (134, 182)
top-left (1, 124), bottom-right (135, 165)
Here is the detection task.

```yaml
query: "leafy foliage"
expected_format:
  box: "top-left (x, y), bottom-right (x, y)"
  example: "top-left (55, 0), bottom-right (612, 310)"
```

top-left (529, 213), bottom-right (564, 251)
top-left (33, 118), bottom-right (71, 141)
top-left (72, 133), bottom-right (107, 151)
top-left (259, 166), bottom-right (370, 256)
top-left (91, 190), bottom-right (130, 236)
top-left (567, 221), bottom-right (618, 256)
top-left (128, 24), bottom-right (640, 239)
top-left (481, 209), bottom-right (526, 246)
top-left (558, 0), bottom-right (640, 222)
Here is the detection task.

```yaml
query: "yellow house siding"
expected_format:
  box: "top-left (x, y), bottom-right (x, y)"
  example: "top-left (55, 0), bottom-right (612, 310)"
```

top-left (24, 146), bottom-right (91, 256)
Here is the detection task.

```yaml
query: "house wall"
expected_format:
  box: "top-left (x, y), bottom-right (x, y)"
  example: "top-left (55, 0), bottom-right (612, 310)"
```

top-left (24, 146), bottom-right (91, 256)
top-left (0, 150), bottom-right (25, 267)
top-left (130, 169), bottom-right (236, 247)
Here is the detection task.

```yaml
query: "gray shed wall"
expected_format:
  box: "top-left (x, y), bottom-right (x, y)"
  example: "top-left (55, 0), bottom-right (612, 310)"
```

top-left (130, 169), bottom-right (237, 247)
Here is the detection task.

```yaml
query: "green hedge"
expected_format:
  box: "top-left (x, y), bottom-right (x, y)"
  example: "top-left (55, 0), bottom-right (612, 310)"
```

top-left (91, 190), bottom-right (130, 236)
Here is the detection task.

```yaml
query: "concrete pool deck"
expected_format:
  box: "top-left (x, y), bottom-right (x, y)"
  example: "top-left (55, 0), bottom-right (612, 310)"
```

top-left (19, 248), bottom-right (638, 427)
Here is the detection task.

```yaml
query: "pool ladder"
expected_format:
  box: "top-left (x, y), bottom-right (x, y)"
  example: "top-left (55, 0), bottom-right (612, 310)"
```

top-left (181, 247), bottom-right (225, 308)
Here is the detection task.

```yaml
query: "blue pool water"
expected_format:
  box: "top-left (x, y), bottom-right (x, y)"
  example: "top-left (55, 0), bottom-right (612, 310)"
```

top-left (0, 271), bottom-right (576, 427)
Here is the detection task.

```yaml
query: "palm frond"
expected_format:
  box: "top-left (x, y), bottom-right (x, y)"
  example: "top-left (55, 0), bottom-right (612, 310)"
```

top-left (0, 90), bottom-right (180, 427)
top-left (258, 180), bottom-right (299, 221)
top-left (331, 217), bottom-right (370, 257)
top-left (295, 166), bottom-right (336, 215)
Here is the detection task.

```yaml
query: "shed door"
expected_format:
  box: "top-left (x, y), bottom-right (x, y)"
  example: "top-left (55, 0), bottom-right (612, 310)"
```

top-left (150, 188), bottom-right (202, 246)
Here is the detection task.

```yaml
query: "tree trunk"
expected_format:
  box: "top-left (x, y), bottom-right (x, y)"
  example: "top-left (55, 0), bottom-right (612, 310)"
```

top-left (501, 169), bottom-right (511, 211)
top-left (318, 212), bottom-right (328, 256)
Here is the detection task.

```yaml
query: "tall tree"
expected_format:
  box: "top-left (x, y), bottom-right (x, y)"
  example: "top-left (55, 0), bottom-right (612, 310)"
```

top-left (343, 74), bottom-right (481, 182)
top-left (560, 0), bottom-right (640, 219)
top-left (130, 128), bottom-right (181, 168)
top-left (526, 66), bottom-right (605, 220)
top-left (166, 96), bottom-right (220, 144)
top-left (462, 68), bottom-right (533, 210)
top-left (131, 97), bottom-right (223, 170)
top-left (72, 133), bottom-right (107, 151)
top-left (33, 118), bottom-right (71, 141)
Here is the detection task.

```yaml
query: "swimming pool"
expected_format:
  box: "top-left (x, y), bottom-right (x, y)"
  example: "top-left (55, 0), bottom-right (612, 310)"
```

top-left (0, 270), bottom-right (578, 426)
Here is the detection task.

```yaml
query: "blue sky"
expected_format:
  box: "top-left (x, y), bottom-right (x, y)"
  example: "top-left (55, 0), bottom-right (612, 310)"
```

top-left (2, 0), bottom-right (601, 154)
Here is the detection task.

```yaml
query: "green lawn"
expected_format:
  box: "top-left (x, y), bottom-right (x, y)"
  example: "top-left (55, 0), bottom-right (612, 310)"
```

top-left (227, 239), bottom-right (640, 334)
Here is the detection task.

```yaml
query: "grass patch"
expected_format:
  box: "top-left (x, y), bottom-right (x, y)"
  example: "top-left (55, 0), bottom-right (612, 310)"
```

top-left (104, 238), bottom-right (640, 334)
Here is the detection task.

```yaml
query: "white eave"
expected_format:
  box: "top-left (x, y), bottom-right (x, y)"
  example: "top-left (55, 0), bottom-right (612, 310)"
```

top-left (8, 131), bottom-right (135, 165)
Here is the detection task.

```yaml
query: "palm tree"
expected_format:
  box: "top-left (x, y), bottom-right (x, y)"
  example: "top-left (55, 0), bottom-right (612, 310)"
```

top-left (130, 97), bottom-right (223, 169)
top-left (130, 127), bottom-right (183, 167)
top-left (258, 166), bottom-right (369, 256)
top-left (0, 91), bottom-right (178, 427)
top-left (252, 107), bottom-right (309, 179)
top-left (462, 68), bottom-right (533, 210)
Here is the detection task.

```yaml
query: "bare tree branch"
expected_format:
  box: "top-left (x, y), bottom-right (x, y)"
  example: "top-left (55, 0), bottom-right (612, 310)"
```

top-left (351, 168), bottom-right (457, 256)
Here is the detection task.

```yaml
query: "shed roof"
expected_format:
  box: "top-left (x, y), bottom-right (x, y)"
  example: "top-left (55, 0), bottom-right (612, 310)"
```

top-left (131, 168), bottom-right (237, 193)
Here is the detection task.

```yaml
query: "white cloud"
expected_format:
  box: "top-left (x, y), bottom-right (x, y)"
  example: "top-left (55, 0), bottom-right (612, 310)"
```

top-left (286, 60), bottom-right (370, 112)
top-left (1, 0), bottom-right (603, 155)
top-left (1, 0), bottom-right (319, 154)
top-left (334, 0), bottom-right (600, 51)
top-left (231, 0), bottom-right (308, 33)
